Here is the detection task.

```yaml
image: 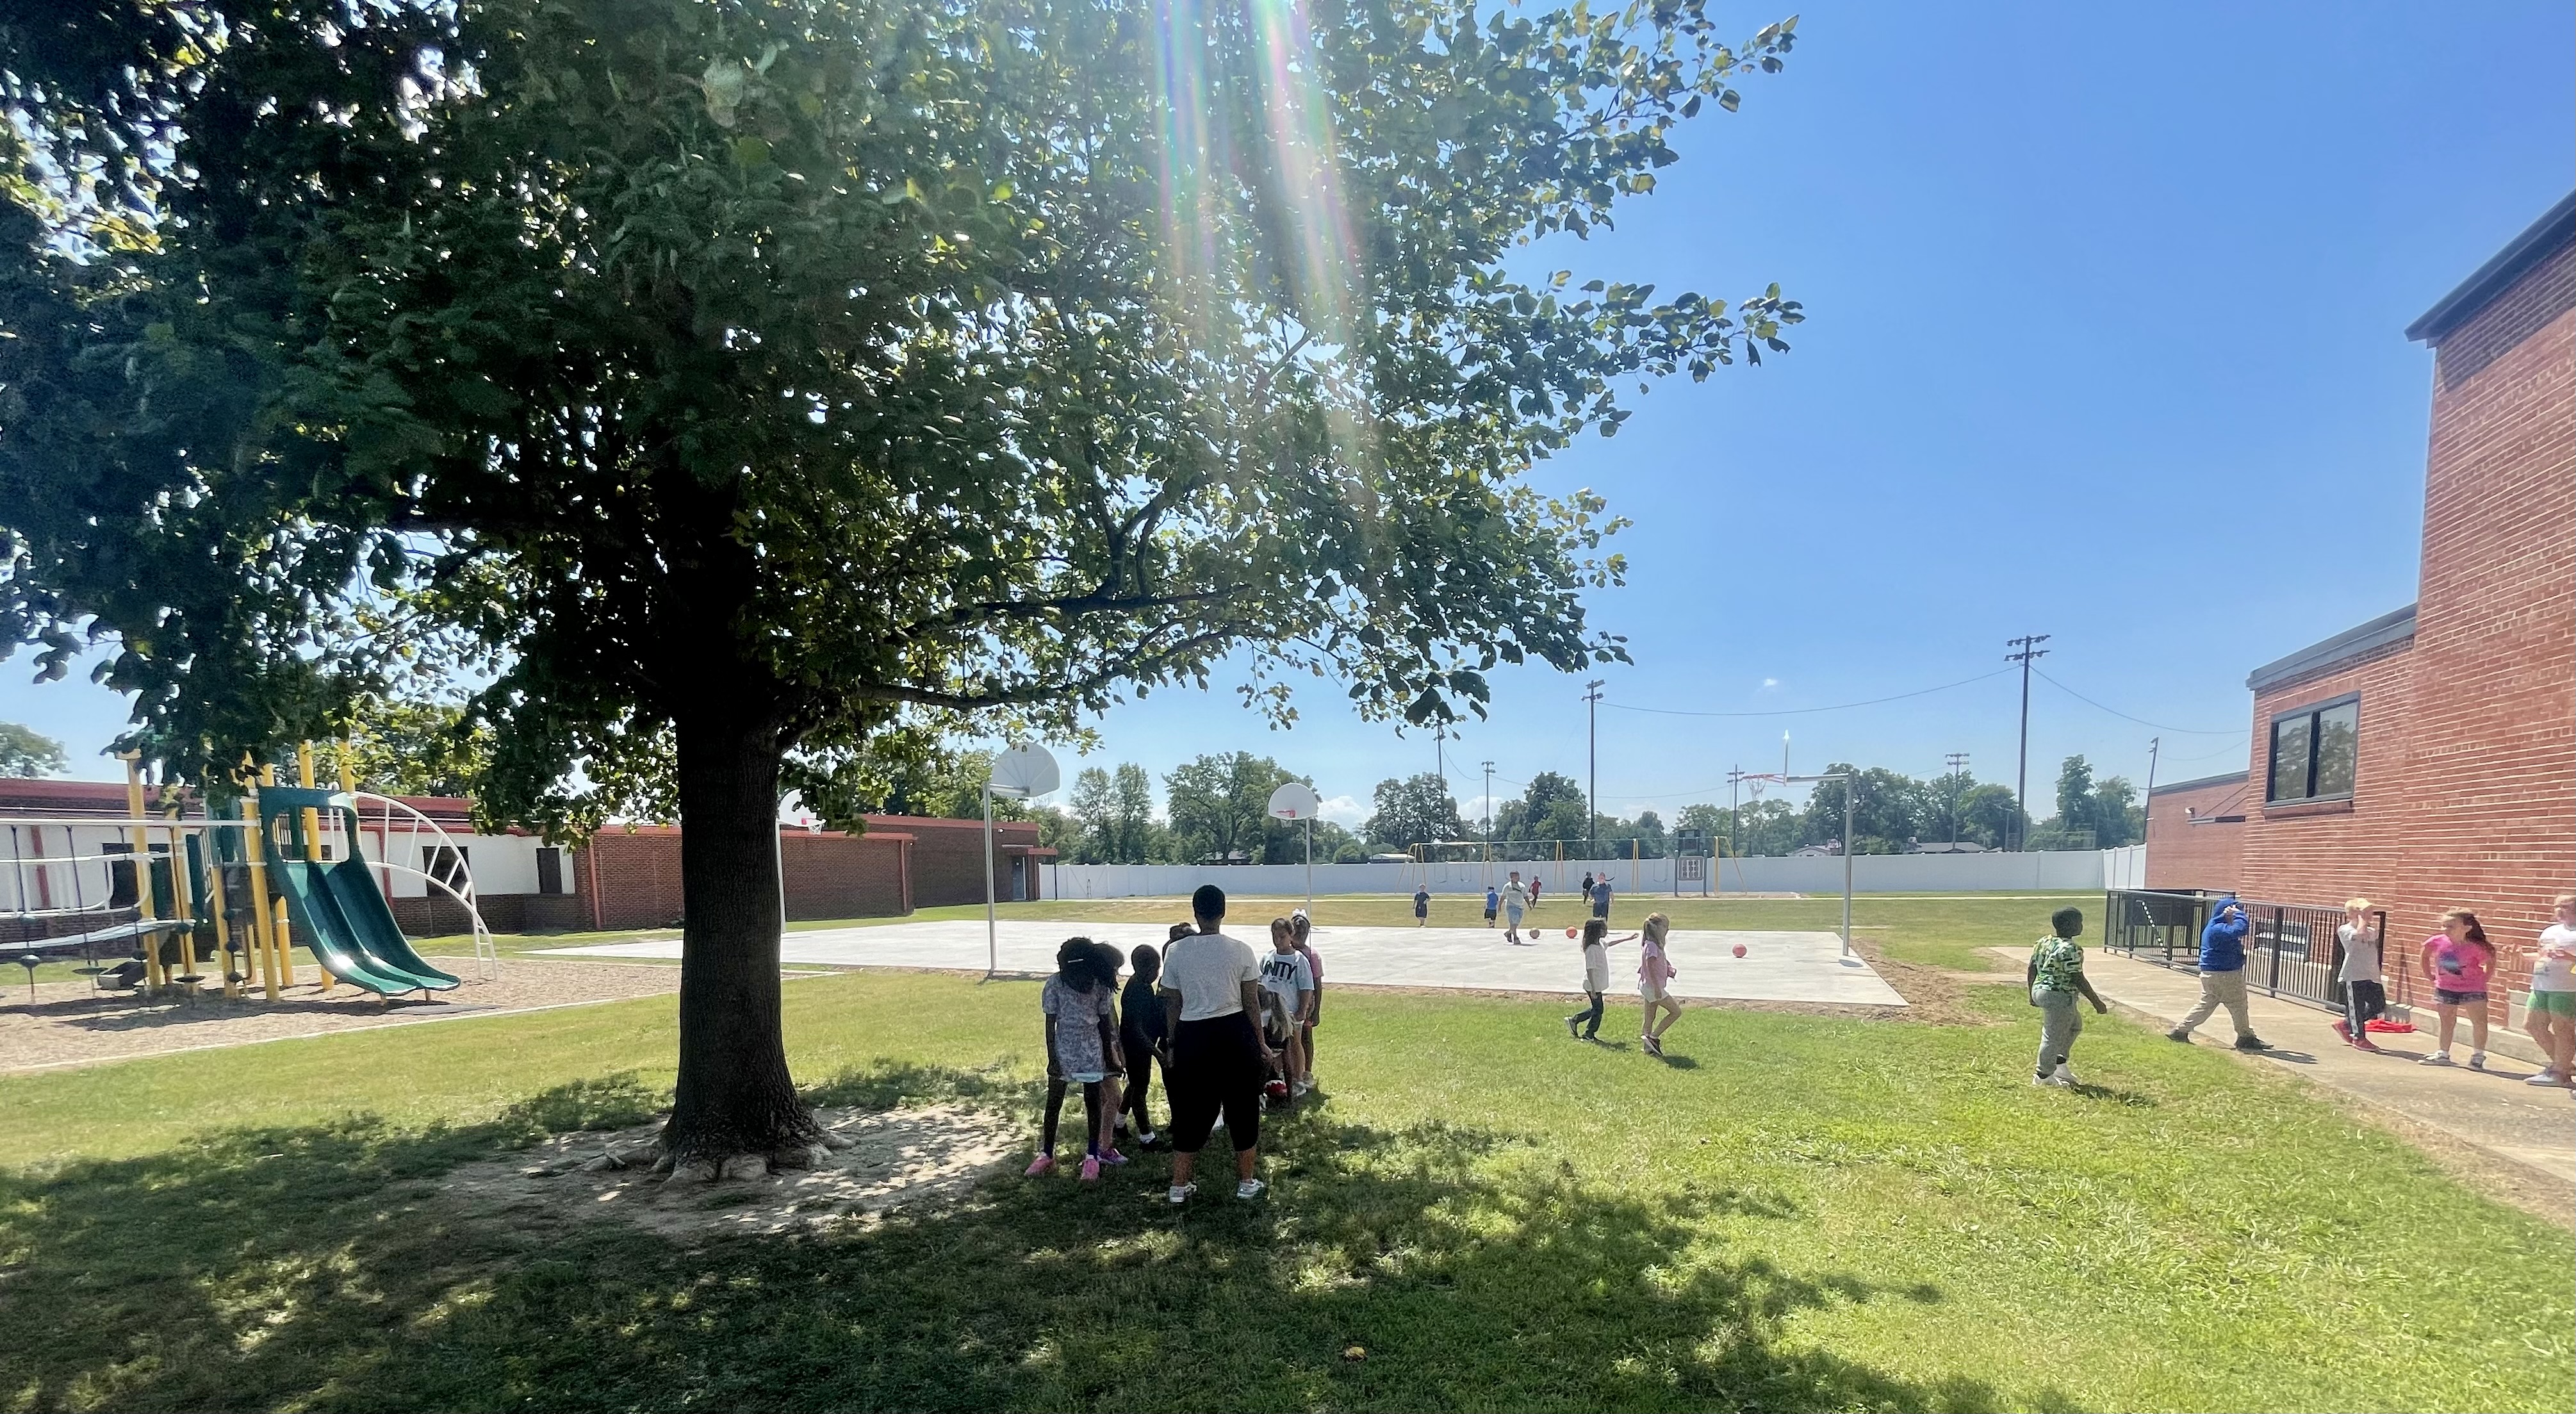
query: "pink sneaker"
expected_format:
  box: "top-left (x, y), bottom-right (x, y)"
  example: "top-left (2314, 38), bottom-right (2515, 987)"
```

top-left (1079, 1155), bottom-right (1102, 1182)
top-left (1024, 1154), bottom-right (1055, 1178)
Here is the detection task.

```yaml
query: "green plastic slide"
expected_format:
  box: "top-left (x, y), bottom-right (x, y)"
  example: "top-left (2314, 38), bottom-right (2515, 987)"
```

top-left (256, 786), bottom-right (459, 996)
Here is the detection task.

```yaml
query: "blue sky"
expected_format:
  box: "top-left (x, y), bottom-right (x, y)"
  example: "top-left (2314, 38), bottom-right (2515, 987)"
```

top-left (6, 1), bottom-right (2570, 830)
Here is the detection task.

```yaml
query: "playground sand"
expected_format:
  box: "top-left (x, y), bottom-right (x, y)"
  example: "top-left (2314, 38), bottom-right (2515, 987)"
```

top-left (0, 956), bottom-right (707, 1073)
top-left (443, 1102), bottom-right (1020, 1238)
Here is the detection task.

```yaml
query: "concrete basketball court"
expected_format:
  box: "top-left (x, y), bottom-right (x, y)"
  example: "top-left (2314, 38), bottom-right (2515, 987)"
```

top-left (541, 920), bottom-right (1907, 1007)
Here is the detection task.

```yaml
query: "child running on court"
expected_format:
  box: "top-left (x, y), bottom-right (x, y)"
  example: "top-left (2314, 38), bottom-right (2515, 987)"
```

top-left (1414, 885), bottom-right (1431, 926)
top-left (2418, 908), bottom-right (2496, 1069)
top-left (1485, 884), bottom-right (1500, 928)
top-left (1564, 916), bottom-right (1637, 1041)
top-left (2025, 906), bottom-right (2108, 1087)
top-left (1637, 912), bottom-right (1681, 1056)
top-left (1029, 936), bottom-right (1126, 1181)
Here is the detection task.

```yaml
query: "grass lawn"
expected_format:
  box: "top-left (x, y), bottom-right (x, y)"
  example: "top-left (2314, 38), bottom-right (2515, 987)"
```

top-left (1, 958), bottom-right (2567, 1411)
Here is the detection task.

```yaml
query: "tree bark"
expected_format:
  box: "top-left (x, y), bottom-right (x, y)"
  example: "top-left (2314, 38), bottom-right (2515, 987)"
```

top-left (659, 699), bottom-right (823, 1166)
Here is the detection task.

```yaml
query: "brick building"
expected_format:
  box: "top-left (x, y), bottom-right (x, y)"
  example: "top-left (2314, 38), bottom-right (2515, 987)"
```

top-left (0, 776), bottom-right (1041, 937)
top-left (2146, 192), bottom-right (2575, 1019)
top-left (2140, 771), bottom-right (2248, 892)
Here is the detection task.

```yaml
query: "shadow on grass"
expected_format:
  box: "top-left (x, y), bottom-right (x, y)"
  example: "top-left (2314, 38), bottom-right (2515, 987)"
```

top-left (0, 1062), bottom-right (2035, 1413)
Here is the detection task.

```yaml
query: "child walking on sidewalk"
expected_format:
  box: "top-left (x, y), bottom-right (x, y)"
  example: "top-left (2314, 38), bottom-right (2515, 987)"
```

top-left (1564, 917), bottom-right (1637, 1042)
top-left (1637, 913), bottom-right (1681, 1056)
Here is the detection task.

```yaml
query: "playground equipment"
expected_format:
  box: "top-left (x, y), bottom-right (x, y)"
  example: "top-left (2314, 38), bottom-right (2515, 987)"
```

top-left (1, 746), bottom-right (498, 1002)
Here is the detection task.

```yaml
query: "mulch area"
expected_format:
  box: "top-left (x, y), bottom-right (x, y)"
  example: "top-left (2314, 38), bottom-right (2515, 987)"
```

top-left (0, 957), bottom-right (696, 1074)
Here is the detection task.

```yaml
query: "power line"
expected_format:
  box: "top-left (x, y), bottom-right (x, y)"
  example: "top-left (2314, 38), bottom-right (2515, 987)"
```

top-left (2033, 668), bottom-right (2241, 736)
top-left (1598, 666), bottom-right (2014, 719)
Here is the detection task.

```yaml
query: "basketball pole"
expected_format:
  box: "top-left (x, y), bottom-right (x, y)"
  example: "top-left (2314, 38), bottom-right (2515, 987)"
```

top-left (1784, 771), bottom-right (1857, 962)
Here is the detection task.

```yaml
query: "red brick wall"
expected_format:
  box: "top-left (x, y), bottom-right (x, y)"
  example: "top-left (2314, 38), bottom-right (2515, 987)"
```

top-left (2238, 640), bottom-right (2416, 909)
top-left (782, 831), bottom-right (910, 921)
top-left (2235, 233), bottom-right (2575, 1019)
top-left (584, 829), bottom-right (688, 930)
top-left (2388, 237), bottom-right (2576, 1007)
top-left (880, 814), bottom-right (1044, 907)
top-left (2144, 774), bottom-right (2251, 891)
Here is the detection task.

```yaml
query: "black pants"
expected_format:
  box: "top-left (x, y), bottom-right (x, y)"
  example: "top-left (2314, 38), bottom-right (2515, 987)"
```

top-left (1168, 1012), bottom-right (1263, 1155)
top-left (1040, 1073), bottom-right (1104, 1156)
top-left (1568, 991), bottom-right (1605, 1038)
top-left (1119, 1027), bottom-right (1164, 1133)
top-left (2343, 979), bottom-right (2387, 1037)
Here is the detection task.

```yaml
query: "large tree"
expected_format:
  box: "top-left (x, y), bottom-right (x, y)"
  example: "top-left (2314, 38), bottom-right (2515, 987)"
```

top-left (1162, 751), bottom-right (1298, 863)
top-left (1, 0), bottom-right (1800, 1168)
top-left (1363, 771), bottom-right (1466, 848)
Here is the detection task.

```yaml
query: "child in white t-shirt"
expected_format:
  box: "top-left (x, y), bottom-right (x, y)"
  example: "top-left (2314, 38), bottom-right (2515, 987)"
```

top-left (2522, 892), bottom-right (2576, 1090)
top-left (1260, 916), bottom-right (1316, 1095)
top-left (2333, 898), bottom-right (2388, 1053)
top-left (1563, 916), bottom-right (1637, 1042)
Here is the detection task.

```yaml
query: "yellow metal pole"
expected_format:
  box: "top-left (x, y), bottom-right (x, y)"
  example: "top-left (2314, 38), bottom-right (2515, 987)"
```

top-left (298, 745), bottom-right (334, 995)
top-left (240, 759), bottom-right (280, 1001)
top-left (162, 801), bottom-right (197, 991)
top-left (260, 764), bottom-right (297, 987)
top-left (120, 753), bottom-right (163, 991)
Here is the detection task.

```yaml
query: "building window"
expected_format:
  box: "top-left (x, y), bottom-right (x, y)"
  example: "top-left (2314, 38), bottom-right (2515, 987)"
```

top-left (423, 845), bottom-right (471, 892)
top-left (2267, 695), bottom-right (2359, 804)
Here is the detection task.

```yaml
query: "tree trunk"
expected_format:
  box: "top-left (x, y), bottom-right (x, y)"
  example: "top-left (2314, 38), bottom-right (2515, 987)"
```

top-left (659, 700), bottom-right (823, 1167)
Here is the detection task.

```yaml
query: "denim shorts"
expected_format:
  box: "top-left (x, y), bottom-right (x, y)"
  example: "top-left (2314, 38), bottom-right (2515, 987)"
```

top-left (2434, 987), bottom-right (2487, 1007)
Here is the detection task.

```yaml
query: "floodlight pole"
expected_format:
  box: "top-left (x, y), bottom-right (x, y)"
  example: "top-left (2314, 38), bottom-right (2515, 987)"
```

top-left (1584, 680), bottom-right (1605, 862)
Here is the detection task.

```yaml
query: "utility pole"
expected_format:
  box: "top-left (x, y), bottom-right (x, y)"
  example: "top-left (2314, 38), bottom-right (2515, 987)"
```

top-left (2005, 634), bottom-right (2050, 851)
top-left (2140, 736), bottom-right (2160, 853)
top-left (1584, 680), bottom-right (1605, 861)
top-left (1728, 766), bottom-right (1744, 858)
top-left (1481, 759), bottom-right (1495, 869)
top-left (1944, 751), bottom-right (1970, 845)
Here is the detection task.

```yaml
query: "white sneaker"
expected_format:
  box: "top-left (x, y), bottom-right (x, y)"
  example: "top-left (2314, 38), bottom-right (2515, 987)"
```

top-left (2054, 1066), bottom-right (2081, 1087)
top-left (2467, 1052), bottom-right (2488, 1071)
top-left (1235, 1178), bottom-right (1267, 1200)
top-left (2419, 1051), bottom-right (2454, 1067)
top-left (1167, 1183), bottom-right (1196, 1206)
top-left (2031, 1071), bottom-right (2055, 1087)
top-left (1291, 1079), bottom-right (1311, 1096)
top-left (1135, 1129), bottom-right (1159, 1146)
top-left (2524, 1071), bottom-right (2563, 1087)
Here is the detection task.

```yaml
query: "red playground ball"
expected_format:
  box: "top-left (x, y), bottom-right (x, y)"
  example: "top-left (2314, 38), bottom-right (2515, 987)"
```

top-left (1732, 943), bottom-right (1748, 958)
top-left (1566, 926), bottom-right (1580, 939)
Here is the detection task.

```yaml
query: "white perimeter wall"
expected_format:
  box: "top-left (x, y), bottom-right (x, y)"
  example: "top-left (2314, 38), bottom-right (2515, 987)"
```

top-left (1050, 850), bottom-right (2113, 900)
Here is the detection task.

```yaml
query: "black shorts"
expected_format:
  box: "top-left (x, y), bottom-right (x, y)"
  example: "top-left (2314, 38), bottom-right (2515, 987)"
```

top-left (1167, 1012), bottom-right (1265, 1153)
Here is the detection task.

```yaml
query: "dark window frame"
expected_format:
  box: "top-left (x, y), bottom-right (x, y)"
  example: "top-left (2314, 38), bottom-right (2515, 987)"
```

top-left (2265, 691), bottom-right (2361, 805)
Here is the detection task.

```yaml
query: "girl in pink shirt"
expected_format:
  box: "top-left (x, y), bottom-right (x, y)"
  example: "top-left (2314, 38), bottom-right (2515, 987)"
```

top-left (2418, 908), bottom-right (2496, 1069)
top-left (1637, 912), bottom-right (1682, 1057)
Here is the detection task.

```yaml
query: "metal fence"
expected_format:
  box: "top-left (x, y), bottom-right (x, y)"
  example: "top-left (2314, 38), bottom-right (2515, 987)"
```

top-left (2104, 889), bottom-right (2390, 1014)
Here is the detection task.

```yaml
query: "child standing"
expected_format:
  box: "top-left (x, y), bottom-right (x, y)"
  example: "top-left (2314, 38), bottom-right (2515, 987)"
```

top-left (1030, 936), bottom-right (1126, 1181)
top-left (2026, 906), bottom-right (2109, 1087)
top-left (1563, 916), bottom-right (1637, 1041)
top-left (2418, 908), bottom-right (2496, 1069)
top-left (1413, 885), bottom-right (1430, 926)
top-left (2332, 898), bottom-right (2388, 1051)
top-left (1484, 884), bottom-right (1500, 928)
top-left (2522, 893), bottom-right (2576, 1089)
top-left (1119, 942), bottom-right (1170, 1146)
top-left (1637, 912), bottom-right (1682, 1056)
top-left (1290, 911), bottom-right (1324, 1083)
top-left (1260, 917), bottom-right (1317, 1096)
top-left (1503, 872), bottom-right (1530, 943)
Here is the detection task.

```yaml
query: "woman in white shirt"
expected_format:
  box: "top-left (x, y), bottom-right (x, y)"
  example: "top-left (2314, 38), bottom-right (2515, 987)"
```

top-left (1157, 884), bottom-right (1276, 1203)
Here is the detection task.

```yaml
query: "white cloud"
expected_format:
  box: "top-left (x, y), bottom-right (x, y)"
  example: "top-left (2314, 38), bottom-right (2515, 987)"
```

top-left (1760, 677), bottom-right (1780, 689)
top-left (1318, 793), bottom-right (1368, 827)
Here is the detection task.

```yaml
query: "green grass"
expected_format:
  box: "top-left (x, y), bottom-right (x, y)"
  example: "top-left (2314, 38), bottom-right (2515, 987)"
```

top-left (1, 961), bottom-right (2566, 1412)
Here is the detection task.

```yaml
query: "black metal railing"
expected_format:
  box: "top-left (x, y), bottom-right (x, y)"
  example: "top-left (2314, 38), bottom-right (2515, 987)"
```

top-left (2104, 889), bottom-right (2390, 1014)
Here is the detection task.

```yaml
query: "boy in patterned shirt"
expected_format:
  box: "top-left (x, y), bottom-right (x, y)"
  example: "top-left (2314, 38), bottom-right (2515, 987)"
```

top-left (2026, 906), bottom-right (2109, 1088)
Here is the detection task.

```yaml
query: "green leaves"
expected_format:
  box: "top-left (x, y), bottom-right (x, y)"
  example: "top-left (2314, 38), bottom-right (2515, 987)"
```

top-left (0, 0), bottom-right (1805, 825)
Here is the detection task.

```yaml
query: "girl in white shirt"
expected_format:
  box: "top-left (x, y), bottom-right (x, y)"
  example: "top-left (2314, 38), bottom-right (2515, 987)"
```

top-left (2333, 898), bottom-right (2388, 1053)
top-left (2522, 892), bottom-right (2576, 1090)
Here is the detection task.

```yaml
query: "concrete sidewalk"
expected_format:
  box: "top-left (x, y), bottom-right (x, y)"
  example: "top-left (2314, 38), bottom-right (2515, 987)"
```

top-left (2029, 947), bottom-right (2576, 1190)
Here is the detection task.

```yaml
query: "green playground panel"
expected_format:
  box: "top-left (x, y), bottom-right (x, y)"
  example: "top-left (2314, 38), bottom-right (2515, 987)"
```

top-left (256, 787), bottom-right (457, 996)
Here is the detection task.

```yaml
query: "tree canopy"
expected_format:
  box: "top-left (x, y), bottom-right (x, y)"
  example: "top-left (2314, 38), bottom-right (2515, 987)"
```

top-left (0, 720), bottom-right (64, 777)
top-left (1, 0), bottom-right (1801, 1163)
